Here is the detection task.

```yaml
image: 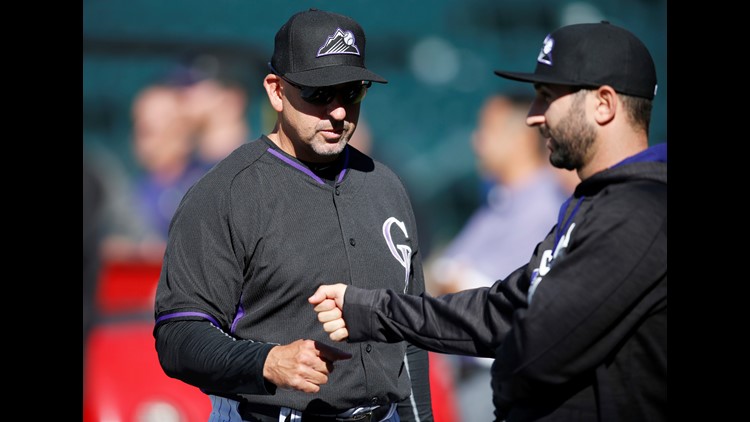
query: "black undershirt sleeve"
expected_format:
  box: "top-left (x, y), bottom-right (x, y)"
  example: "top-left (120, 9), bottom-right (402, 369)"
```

top-left (154, 320), bottom-right (277, 395)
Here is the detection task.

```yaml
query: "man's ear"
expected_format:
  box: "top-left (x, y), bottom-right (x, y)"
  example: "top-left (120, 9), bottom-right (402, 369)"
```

top-left (593, 85), bottom-right (617, 126)
top-left (264, 74), bottom-right (284, 112)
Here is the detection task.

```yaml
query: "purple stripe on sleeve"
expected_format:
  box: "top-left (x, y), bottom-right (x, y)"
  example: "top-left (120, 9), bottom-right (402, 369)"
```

top-left (230, 296), bottom-right (245, 335)
top-left (155, 311), bottom-right (221, 328)
top-left (267, 148), bottom-right (326, 185)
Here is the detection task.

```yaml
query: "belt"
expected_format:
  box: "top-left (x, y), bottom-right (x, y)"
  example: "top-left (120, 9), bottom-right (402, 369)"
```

top-left (239, 402), bottom-right (393, 422)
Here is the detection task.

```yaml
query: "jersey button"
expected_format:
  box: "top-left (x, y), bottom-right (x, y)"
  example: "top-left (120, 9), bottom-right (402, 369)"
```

top-left (335, 186), bottom-right (341, 195)
top-left (366, 344), bottom-right (372, 352)
top-left (349, 238), bottom-right (356, 246)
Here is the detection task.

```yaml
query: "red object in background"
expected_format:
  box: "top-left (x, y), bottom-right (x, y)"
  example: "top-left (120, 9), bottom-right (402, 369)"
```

top-left (429, 352), bottom-right (461, 422)
top-left (83, 321), bottom-right (211, 422)
top-left (85, 259), bottom-right (211, 422)
top-left (96, 260), bottom-right (163, 315)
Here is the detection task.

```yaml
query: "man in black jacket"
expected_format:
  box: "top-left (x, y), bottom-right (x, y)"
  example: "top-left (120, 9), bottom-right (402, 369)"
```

top-left (310, 21), bottom-right (666, 422)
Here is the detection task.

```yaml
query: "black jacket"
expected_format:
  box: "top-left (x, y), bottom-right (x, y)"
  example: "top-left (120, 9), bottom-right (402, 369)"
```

top-left (343, 145), bottom-right (667, 421)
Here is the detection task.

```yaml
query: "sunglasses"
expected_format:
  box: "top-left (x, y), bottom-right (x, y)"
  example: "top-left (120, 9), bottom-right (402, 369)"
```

top-left (273, 74), bottom-right (371, 106)
top-left (284, 76), bottom-right (371, 106)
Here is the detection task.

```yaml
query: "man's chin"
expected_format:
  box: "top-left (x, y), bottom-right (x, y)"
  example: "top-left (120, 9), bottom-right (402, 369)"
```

top-left (313, 140), bottom-right (347, 157)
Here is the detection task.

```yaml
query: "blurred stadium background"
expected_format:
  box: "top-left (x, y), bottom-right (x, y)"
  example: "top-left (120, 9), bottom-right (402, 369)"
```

top-left (83, 1), bottom-right (666, 420)
top-left (83, 0), bottom-right (666, 251)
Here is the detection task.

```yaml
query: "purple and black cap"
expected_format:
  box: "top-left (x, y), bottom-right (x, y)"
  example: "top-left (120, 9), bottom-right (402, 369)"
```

top-left (269, 8), bottom-right (387, 88)
top-left (494, 21), bottom-right (657, 100)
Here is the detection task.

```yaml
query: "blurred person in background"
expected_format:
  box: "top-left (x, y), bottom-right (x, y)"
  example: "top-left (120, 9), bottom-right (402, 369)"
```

top-left (102, 56), bottom-right (251, 262)
top-left (172, 53), bottom-right (251, 167)
top-left (129, 84), bottom-right (207, 256)
top-left (426, 92), bottom-right (574, 421)
top-left (153, 9), bottom-right (432, 422)
top-left (97, 84), bottom-right (201, 261)
top-left (429, 93), bottom-right (574, 295)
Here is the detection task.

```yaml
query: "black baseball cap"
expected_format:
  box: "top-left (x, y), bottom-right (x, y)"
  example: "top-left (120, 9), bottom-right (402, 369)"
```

top-left (269, 8), bottom-right (387, 87)
top-left (494, 21), bottom-right (657, 100)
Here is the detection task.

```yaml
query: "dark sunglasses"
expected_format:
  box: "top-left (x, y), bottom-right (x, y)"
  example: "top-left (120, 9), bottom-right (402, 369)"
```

top-left (283, 76), bottom-right (371, 106)
top-left (269, 67), bottom-right (371, 106)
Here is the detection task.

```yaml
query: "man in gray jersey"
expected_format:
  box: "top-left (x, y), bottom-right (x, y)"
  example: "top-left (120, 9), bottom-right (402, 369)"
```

top-left (153, 8), bottom-right (433, 422)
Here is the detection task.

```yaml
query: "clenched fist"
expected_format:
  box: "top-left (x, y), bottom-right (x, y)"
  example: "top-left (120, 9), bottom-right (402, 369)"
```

top-left (308, 284), bottom-right (349, 342)
top-left (263, 339), bottom-right (351, 393)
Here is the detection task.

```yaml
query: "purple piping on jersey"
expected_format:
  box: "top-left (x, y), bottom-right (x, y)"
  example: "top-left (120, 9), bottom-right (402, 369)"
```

top-left (230, 296), bottom-right (245, 335)
top-left (155, 311), bottom-right (220, 327)
top-left (266, 146), bottom-right (350, 185)
top-left (554, 196), bottom-right (585, 251)
top-left (336, 148), bottom-right (350, 183)
top-left (267, 148), bottom-right (326, 184)
top-left (612, 143), bottom-right (667, 168)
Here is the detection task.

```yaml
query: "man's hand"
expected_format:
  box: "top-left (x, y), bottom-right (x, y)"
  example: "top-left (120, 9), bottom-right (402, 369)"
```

top-left (263, 339), bottom-right (351, 393)
top-left (308, 284), bottom-right (349, 342)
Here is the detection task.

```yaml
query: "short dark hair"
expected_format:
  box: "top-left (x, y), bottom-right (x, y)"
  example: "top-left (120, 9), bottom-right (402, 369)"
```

top-left (619, 94), bottom-right (652, 135)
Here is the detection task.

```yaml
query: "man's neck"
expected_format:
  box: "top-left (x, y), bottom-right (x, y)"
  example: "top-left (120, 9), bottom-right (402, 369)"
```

top-left (578, 133), bottom-right (649, 180)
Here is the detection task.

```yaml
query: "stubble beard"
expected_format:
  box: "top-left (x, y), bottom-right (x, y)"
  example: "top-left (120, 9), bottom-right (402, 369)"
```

top-left (547, 93), bottom-right (596, 171)
top-left (310, 136), bottom-right (349, 157)
top-left (310, 124), bottom-right (354, 157)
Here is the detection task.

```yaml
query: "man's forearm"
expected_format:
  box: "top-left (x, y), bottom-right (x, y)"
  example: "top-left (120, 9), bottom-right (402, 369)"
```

top-left (154, 320), bottom-right (276, 395)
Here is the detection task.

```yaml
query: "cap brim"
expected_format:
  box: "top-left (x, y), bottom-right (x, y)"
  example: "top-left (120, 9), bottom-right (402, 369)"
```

top-left (286, 66), bottom-right (387, 87)
top-left (494, 70), bottom-right (581, 87)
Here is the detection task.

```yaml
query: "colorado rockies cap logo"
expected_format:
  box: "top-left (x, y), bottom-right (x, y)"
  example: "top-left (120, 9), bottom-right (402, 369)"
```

top-left (317, 28), bottom-right (361, 57)
top-left (537, 34), bottom-right (554, 66)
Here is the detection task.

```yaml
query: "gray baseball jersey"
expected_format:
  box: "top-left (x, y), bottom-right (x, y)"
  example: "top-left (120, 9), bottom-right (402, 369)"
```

top-left (154, 136), bottom-right (427, 412)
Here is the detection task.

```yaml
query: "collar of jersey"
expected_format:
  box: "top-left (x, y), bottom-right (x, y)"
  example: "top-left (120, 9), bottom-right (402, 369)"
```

top-left (265, 140), bottom-right (350, 185)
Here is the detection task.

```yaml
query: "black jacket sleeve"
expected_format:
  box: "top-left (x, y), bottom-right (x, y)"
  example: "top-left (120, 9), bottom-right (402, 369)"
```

top-left (343, 264), bottom-right (528, 357)
top-left (154, 319), bottom-right (277, 395)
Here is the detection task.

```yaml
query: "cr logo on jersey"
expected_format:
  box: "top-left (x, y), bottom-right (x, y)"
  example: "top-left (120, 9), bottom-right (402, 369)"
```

top-left (528, 222), bottom-right (575, 303)
top-left (382, 217), bottom-right (412, 293)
